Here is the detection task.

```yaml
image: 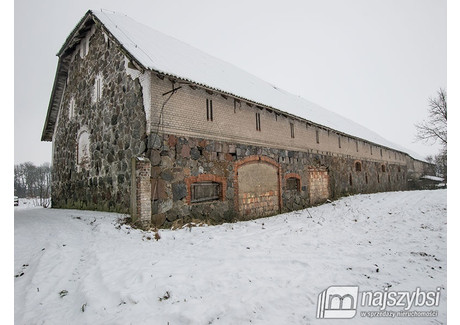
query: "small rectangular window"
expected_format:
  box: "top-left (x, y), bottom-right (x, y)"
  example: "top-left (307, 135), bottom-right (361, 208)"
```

top-left (290, 122), bottom-right (295, 138)
top-left (316, 129), bottom-right (319, 144)
top-left (338, 136), bottom-right (341, 148)
top-left (191, 182), bottom-right (220, 203)
top-left (380, 148), bottom-right (383, 157)
top-left (256, 113), bottom-right (261, 131)
top-left (356, 141), bottom-right (359, 152)
top-left (286, 178), bottom-right (300, 191)
top-left (370, 145), bottom-right (373, 155)
top-left (206, 99), bottom-right (213, 121)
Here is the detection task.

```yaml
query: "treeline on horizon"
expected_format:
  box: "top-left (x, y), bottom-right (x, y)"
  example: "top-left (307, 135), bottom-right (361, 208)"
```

top-left (14, 162), bottom-right (51, 204)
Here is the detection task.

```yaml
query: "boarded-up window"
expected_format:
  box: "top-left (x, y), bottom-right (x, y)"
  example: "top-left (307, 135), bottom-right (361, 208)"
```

top-left (286, 177), bottom-right (300, 191)
top-left (69, 97), bottom-right (75, 120)
top-left (94, 74), bottom-right (103, 103)
top-left (191, 181), bottom-right (220, 203)
top-left (77, 129), bottom-right (90, 170)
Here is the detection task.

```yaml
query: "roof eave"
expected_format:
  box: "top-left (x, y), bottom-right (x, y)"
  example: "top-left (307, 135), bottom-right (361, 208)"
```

top-left (41, 58), bottom-right (65, 141)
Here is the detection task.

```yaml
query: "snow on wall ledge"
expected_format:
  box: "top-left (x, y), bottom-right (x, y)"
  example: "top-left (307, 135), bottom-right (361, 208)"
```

top-left (90, 9), bottom-right (425, 162)
top-left (125, 56), bottom-right (152, 134)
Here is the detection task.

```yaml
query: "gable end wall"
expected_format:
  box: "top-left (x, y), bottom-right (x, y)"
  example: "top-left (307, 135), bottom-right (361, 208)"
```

top-left (51, 26), bottom-right (147, 212)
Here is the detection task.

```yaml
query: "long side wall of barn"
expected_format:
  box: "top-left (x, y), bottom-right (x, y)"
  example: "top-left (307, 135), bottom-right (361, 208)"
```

top-left (146, 133), bottom-right (407, 228)
top-left (140, 74), bottom-right (436, 227)
top-left (149, 75), bottom-right (408, 166)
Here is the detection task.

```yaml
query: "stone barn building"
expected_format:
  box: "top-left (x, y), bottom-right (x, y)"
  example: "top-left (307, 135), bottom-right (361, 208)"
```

top-left (42, 10), bottom-right (432, 227)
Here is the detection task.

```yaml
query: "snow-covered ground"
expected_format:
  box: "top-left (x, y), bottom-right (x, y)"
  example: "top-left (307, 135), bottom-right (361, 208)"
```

top-left (14, 190), bottom-right (446, 324)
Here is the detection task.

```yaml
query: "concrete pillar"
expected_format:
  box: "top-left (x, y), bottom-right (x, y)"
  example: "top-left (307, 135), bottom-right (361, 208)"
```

top-left (131, 157), bottom-right (151, 225)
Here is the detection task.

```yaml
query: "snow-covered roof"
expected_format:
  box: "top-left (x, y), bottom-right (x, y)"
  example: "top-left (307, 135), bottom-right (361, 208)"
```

top-left (45, 9), bottom-right (426, 161)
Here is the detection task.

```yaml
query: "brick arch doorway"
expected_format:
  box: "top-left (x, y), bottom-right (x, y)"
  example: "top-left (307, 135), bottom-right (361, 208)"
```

top-left (234, 155), bottom-right (282, 219)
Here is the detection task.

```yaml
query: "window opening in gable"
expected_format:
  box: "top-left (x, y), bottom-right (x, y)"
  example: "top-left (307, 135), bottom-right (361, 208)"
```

top-left (97, 79), bottom-right (100, 99)
top-left (94, 74), bottom-right (103, 103)
top-left (69, 97), bottom-right (75, 120)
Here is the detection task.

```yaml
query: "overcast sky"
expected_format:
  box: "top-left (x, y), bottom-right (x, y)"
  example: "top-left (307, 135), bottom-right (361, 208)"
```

top-left (14, 0), bottom-right (446, 165)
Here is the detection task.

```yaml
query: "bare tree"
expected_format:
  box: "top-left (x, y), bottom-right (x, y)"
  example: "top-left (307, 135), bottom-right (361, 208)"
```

top-left (415, 88), bottom-right (447, 179)
top-left (415, 88), bottom-right (447, 147)
top-left (14, 162), bottom-right (52, 207)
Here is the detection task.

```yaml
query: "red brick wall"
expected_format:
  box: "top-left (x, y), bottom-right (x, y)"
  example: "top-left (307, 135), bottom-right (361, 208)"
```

top-left (132, 157), bottom-right (151, 224)
top-left (308, 167), bottom-right (330, 205)
top-left (234, 155), bottom-right (282, 218)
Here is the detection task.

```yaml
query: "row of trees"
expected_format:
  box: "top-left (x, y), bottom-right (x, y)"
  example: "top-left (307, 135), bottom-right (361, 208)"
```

top-left (14, 162), bottom-right (51, 207)
top-left (415, 88), bottom-right (447, 180)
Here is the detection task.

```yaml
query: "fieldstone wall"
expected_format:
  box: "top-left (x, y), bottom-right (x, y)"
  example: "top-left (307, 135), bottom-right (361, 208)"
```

top-left (51, 27), bottom-right (147, 212)
top-left (147, 133), bottom-right (407, 228)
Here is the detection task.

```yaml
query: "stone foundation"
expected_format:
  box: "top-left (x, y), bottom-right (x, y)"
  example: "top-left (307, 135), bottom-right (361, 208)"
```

top-left (146, 133), bottom-right (407, 227)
